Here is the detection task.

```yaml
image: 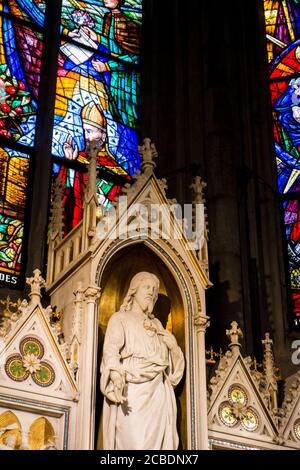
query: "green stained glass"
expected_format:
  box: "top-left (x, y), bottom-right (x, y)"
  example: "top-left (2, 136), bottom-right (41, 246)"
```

top-left (5, 354), bottom-right (29, 381)
top-left (97, 179), bottom-right (113, 194)
top-left (23, 341), bottom-right (40, 356)
top-left (32, 362), bottom-right (55, 387)
top-left (219, 402), bottom-right (238, 427)
top-left (241, 409), bottom-right (259, 432)
top-left (10, 360), bottom-right (26, 377)
top-left (35, 366), bottom-right (50, 382)
top-left (229, 387), bottom-right (247, 406)
top-left (221, 407), bottom-right (236, 425)
top-left (0, 65), bottom-right (36, 142)
top-left (20, 336), bottom-right (44, 358)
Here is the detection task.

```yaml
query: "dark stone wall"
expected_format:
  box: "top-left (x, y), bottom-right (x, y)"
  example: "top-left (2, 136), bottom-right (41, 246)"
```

top-left (141, 0), bottom-right (290, 366)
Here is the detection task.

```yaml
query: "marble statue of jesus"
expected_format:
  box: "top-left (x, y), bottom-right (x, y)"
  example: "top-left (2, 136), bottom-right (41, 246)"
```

top-left (100, 271), bottom-right (185, 450)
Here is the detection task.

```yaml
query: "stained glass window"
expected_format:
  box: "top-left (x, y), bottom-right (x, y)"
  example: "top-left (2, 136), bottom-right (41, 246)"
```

top-left (0, 1), bottom-right (44, 146)
top-left (0, 147), bottom-right (29, 283)
top-left (52, 0), bottom-right (142, 234)
top-left (0, 0), bottom-right (143, 285)
top-left (0, 0), bottom-right (44, 286)
top-left (263, 0), bottom-right (300, 328)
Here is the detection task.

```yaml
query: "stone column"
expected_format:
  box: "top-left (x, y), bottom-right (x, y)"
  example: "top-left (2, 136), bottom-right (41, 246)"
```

top-left (77, 285), bottom-right (100, 449)
top-left (194, 314), bottom-right (210, 450)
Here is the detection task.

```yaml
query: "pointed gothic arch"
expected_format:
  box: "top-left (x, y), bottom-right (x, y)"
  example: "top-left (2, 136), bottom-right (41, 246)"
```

top-left (93, 218), bottom-right (208, 449)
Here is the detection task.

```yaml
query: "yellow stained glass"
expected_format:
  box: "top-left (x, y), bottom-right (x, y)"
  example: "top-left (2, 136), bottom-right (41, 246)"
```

top-left (219, 403), bottom-right (237, 427)
top-left (229, 386), bottom-right (248, 406)
top-left (0, 149), bottom-right (29, 210)
top-left (294, 421), bottom-right (300, 440)
top-left (6, 157), bottom-right (30, 208)
top-left (241, 409), bottom-right (259, 432)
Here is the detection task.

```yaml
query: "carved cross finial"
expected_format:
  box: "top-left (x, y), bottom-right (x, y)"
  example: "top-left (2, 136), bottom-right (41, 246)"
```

top-left (139, 138), bottom-right (158, 175)
top-left (49, 178), bottom-right (64, 241)
top-left (26, 269), bottom-right (45, 304)
top-left (226, 321), bottom-right (243, 354)
top-left (262, 332), bottom-right (273, 353)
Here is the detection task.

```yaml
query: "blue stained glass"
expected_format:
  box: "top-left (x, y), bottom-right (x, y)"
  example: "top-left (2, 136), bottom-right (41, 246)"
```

top-left (0, 1), bottom-right (44, 285)
top-left (53, 0), bottom-right (142, 234)
top-left (15, 0), bottom-right (46, 27)
top-left (263, 0), bottom-right (300, 324)
top-left (0, 2), bottom-right (43, 146)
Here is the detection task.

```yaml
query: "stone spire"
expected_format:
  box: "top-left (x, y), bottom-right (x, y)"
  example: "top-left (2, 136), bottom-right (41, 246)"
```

top-left (262, 333), bottom-right (278, 410)
top-left (82, 142), bottom-right (99, 248)
top-left (139, 138), bottom-right (158, 175)
top-left (190, 176), bottom-right (209, 272)
top-left (190, 176), bottom-right (207, 205)
top-left (84, 142), bottom-right (98, 203)
top-left (49, 178), bottom-right (64, 241)
top-left (226, 321), bottom-right (243, 355)
top-left (72, 281), bottom-right (85, 342)
top-left (190, 177), bottom-right (209, 228)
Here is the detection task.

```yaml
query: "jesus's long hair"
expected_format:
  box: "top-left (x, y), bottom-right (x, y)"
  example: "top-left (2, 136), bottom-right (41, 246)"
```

top-left (119, 272), bottom-right (159, 318)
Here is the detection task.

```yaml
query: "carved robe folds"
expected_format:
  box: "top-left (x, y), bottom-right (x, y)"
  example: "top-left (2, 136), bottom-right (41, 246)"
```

top-left (100, 310), bottom-right (185, 450)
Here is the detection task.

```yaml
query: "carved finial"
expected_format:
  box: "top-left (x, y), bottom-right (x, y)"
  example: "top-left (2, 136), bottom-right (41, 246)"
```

top-left (262, 332), bottom-right (278, 410)
top-left (190, 176), bottom-right (209, 234)
top-left (49, 178), bottom-right (64, 241)
top-left (72, 281), bottom-right (85, 342)
top-left (189, 176), bottom-right (209, 272)
top-left (226, 321), bottom-right (243, 355)
top-left (139, 138), bottom-right (158, 175)
top-left (262, 332), bottom-right (273, 353)
top-left (158, 178), bottom-right (168, 194)
top-left (190, 176), bottom-right (207, 204)
top-left (26, 269), bottom-right (45, 304)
